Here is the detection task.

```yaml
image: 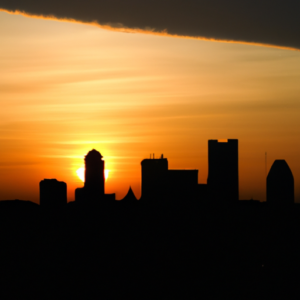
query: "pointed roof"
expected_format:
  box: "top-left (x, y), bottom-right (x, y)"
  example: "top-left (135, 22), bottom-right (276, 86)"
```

top-left (122, 187), bottom-right (138, 202)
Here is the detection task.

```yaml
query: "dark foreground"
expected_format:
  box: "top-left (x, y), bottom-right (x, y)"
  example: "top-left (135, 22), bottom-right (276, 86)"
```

top-left (0, 199), bottom-right (300, 299)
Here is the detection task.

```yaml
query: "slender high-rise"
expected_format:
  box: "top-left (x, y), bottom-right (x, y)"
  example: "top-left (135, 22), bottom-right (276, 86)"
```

top-left (141, 155), bottom-right (168, 203)
top-left (75, 149), bottom-right (105, 202)
top-left (84, 149), bottom-right (105, 195)
top-left (207, 139), bottom-right (239, 203)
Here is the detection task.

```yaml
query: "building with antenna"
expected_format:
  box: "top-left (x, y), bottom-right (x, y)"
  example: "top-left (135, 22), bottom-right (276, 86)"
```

top-left (141, 154), bottom-right (199, 205)
top-left (141, 154), bottom-right (169, 204)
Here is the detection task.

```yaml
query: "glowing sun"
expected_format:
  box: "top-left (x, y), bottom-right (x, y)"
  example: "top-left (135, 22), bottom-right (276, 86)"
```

top-left (105, 169), bottom-right (109, 180)
top-left (76, 168), bottom-right (109, 182)
top-left (76, 167), bottom-right (85, 182)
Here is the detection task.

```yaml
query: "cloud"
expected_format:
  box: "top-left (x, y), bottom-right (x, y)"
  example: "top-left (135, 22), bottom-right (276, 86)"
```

top-left (1, 0), bottom-right (300, 50)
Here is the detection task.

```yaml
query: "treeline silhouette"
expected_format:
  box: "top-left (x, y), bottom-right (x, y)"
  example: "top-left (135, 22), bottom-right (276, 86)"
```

top-left (0, 140), bottom-right (298, 298)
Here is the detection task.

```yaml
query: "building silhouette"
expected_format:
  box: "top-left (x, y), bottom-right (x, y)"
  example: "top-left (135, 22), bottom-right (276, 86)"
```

top-left (85, 149), bottom-right (105, 194)
top-left (39, 179), bottom-right (67, 208)
top-left (121, 187), bottom-right (138, 203)
top-left (75, 149), bottom-right (115, 202)
top-left (207, 139), bottom-right (239, 203)
top-left (141, 154), bottom-right (200, 205)
top-left (75, 149), bottom-right (104, 202)
top-left (167, 170), bottom-right (198, 202)
top-left (197, 184), bottom-right (208, 202)
top-left (267, 160), bottom-right (294, 204)
top-left (141, 154), bottom-right (168, 203)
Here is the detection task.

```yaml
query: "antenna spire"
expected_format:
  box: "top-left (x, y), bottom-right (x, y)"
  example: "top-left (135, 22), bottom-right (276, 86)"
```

top-left (265, 152), bottom-right (267, 179)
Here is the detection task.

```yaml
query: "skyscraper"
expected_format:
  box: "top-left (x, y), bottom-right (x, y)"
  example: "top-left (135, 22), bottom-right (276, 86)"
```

top-left (84, 149), bottom-right (105, 195)
top-left (141, 154), bottom-right (199, 205)
top-left (75, 149), bottom-right (105, 202)
top-left (207, 139), bottom-right (239, 203)
top-left (267, 160), bottom-right (294, 204)
top-left (141, 155), bottom-right (168, 203)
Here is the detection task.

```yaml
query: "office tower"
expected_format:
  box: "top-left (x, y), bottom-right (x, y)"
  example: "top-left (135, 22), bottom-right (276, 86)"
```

top-left (75, 149), bottom-right (105, 202)
top-left (141, 154), bottom-right (199, 205)
top-left (40, 179), bottom-right (67, 208)
top-left (84, 149), bottom-right (105, 195)
top-left (141, 154), bottom-right (168, 202)
top-left (267, 160), bottom-right (294, 204)
top-left (207, 139), bottom-right (239, 203)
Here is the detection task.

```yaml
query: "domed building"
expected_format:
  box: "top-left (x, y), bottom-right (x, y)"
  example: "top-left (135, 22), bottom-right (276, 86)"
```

top-left (84, 149), bottom-right (105, 195)
top-left (75, 149), bottom-right (115, 202)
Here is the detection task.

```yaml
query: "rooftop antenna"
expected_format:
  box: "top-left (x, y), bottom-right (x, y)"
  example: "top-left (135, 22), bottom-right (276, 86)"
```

top-left (265, 152), bottom-right (267, 202)
top-left (153, 153), bottom-right (155, 159)
top-left (265, 152), bottom-right (267, 180)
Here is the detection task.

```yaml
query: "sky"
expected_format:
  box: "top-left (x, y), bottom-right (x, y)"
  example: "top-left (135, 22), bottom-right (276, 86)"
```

top-left (1, 0), bottom-right (300, 49)
top-left (1, 10), bottom-right (300, 202)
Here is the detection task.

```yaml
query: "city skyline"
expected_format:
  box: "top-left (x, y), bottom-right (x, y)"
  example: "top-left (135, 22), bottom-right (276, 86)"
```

top-left (38, 141), bottom-right (295, 205)
top-left (1, 3), bottom-right (300, 297)
top-left (1, 9), bottom-right (300, 203)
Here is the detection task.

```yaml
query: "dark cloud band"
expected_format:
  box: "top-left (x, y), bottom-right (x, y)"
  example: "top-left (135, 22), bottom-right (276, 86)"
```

top-left (1, 0), bottom-right (300, 49)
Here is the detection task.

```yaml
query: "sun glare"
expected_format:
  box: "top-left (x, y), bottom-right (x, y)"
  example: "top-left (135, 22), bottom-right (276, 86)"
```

top-left (76, 168), bottom-right (109, 182)
top-left (105, 170), bottom-right (109, 181)
top-left (76, 167), bottom-right (85, 182)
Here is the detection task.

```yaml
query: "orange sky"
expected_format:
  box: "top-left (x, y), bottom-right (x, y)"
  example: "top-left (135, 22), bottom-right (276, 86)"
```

top-left (1, 11), bottom-right (300, 203)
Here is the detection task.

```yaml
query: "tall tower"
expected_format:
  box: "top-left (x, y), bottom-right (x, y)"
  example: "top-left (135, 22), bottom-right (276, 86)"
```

top-left (267, 160), bottom-right (294, 204)
top-left (207, 139), bottom-right (239, 203)
top-left (141, 155), bottom-right (168, 202)
top-left (84, 149), bottom-right (105, 194)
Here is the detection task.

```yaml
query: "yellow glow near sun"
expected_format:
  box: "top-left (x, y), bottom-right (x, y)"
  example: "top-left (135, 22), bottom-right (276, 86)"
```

top-left (76, 168), bottom-right (109, 182)
top-left (105, 169), bottom-right (109, 180)
top-left (76, 167), bottom-right (85, 182)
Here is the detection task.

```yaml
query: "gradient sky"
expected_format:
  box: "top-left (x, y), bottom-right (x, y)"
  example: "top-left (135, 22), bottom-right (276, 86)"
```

top-left (1, 11), bottom-right (300, 203)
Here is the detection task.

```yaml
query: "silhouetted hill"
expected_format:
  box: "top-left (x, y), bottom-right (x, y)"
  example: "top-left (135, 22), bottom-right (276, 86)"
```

top-left (0, 199), bottom-right (39, 208)
top-left (0, 199), bottom-right (300, 298)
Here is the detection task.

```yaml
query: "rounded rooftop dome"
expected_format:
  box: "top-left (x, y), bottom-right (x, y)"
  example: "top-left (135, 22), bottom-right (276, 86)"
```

top-left (85, 149), bottom-right (103, 161)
